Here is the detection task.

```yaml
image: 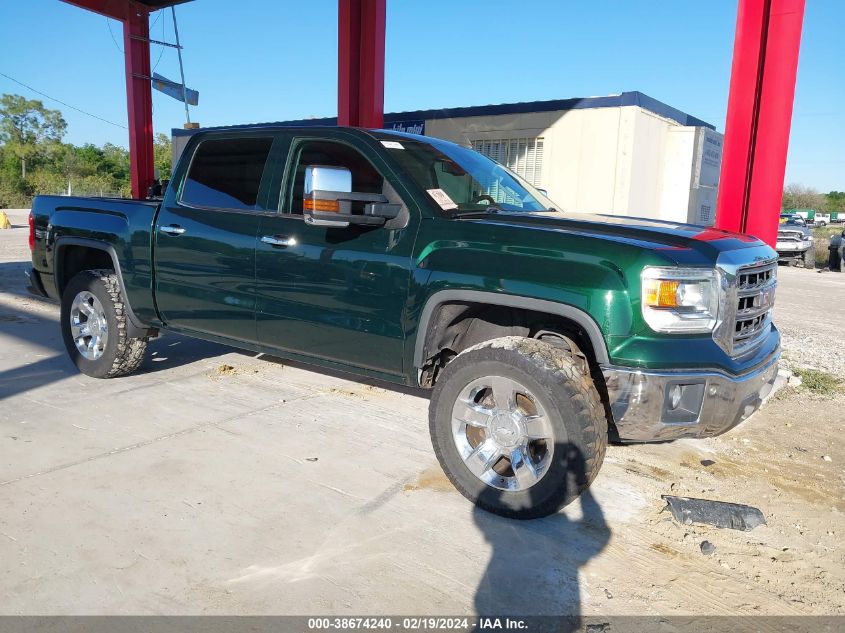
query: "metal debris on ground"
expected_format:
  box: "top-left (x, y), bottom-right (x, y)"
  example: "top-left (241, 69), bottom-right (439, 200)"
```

top-left (662, 495), bottom-right (767, 531)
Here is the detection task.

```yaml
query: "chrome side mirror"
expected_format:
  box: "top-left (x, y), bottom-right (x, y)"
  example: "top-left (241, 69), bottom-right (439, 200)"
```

top-left (303, 164), bottom-right (401, 229)
top-left (304, 165), bottom-right (353, 228)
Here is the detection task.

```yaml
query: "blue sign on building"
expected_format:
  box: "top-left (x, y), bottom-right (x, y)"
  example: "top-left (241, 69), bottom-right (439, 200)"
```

top-left (388, 120), bottom-right (425, 135)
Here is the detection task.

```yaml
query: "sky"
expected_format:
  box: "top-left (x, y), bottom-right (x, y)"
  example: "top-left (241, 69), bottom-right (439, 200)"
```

top-left (0, 0), bottom-right (842, 192)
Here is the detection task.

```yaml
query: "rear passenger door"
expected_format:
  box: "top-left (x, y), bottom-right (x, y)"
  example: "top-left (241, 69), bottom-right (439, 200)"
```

top-left (254, 134), bottom-right (419, 378)
top-left (154, 133), bottom-right (276, 343)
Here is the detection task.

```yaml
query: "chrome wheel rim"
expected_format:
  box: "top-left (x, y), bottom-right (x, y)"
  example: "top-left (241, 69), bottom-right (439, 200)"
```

top-left (69, 291), bottom-right (108, 361)
top-left (452, 376), bottom-right (555, 491)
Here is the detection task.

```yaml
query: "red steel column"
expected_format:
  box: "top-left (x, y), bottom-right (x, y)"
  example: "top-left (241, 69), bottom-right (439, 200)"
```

top-left (123, 6), bottom-right (155, 199)
top-left (338, 0), bottom-right (385, 128)
top-left (715, 0), bottom-right (805, 246)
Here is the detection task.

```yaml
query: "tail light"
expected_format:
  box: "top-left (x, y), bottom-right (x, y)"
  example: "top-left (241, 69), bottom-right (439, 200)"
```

top-left (28, 212), bottom-right (35, 251)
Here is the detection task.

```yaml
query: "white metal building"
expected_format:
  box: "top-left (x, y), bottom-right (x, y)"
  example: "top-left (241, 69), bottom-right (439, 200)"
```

top-left (173, 91), bottom-right (722, 225)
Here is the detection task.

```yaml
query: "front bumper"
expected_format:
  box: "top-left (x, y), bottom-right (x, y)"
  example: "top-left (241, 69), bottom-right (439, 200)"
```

top-left (601, 351), bottom-right (780, 443)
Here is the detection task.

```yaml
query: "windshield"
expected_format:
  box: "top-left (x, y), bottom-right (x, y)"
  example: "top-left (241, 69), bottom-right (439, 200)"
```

top-left (376, 135), bottom-right (559, 214)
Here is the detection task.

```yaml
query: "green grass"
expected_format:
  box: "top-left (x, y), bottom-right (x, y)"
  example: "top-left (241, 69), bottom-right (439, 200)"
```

top-left (792, 368), bottom-right (842, 396)
top-left (813, 225), bottom-right (843, 240)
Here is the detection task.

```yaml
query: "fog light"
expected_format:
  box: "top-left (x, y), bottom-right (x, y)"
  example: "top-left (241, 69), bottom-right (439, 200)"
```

top-left (662, 382), bottom-right (706, 424)
top-left (669, 384), bottom-right (683, 410)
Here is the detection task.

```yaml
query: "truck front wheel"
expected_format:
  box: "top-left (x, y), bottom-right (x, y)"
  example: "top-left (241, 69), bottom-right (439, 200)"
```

top-left (804, 244), bottom-right (816, 269)
top-left (60, 269), bottom-right (148, 378)
top-left (428, 336), bottom-right (607, 519)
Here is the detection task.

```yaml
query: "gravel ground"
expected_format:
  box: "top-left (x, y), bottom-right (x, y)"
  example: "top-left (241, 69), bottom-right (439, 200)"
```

top-left (773, 264), bottom-right (845, 378)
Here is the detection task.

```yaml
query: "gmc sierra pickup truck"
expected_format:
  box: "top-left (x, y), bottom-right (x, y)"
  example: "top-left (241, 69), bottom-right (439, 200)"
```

top-left (27, 126), bottom-right (780, 519)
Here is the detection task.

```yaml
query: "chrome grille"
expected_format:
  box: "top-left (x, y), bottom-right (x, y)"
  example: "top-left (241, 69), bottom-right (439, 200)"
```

top-left (777, 229), bottom-right (804, 243)
top-left (732, 260), bottom-right (777, 354)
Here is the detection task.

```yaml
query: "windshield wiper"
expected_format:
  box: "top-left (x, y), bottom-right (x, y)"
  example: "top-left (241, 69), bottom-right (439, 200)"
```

top-left (450, 207), bottom-right (504, 218)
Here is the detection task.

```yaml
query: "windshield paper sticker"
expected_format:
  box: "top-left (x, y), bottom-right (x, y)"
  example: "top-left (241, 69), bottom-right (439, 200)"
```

top-left (427, 188), bottom-right (458, 210)
top-left (381, 141), bottom-right (404, 150)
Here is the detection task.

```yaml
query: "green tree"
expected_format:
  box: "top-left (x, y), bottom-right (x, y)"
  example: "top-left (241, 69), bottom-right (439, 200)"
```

top-left (153, 132), bottom-right (172, 180)
top-left (0, 92), bottom-right (180, 203)
top-left (101, 143), bottom-right (130, 183)
top-left (824, 191), bottom-right (845, 214)
top-left (0, 94), bottom-right (67, 179)
top-left (781, 183), bottom-right (825, 212)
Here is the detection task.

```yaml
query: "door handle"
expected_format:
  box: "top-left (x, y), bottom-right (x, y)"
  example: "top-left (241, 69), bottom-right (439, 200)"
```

top-left (160, 224), bottom-right (186, 236)
top-left (261, 235), bottom-right (297, 248)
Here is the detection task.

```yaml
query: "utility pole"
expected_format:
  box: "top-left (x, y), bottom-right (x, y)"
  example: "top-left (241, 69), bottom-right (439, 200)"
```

top-left (171, 7), bottom-right (191, 126)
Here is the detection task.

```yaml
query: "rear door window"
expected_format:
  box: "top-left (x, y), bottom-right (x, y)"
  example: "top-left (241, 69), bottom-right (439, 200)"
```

top-left (181, 137), bottom-right (273, 210)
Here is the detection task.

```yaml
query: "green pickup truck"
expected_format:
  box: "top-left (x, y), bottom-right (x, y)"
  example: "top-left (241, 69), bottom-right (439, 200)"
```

top-left (27, 126), bottom-right (780, 519)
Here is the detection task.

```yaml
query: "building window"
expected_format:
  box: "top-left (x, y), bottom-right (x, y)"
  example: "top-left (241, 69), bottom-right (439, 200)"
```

top-left (471, 137), bottom-right (544, 186)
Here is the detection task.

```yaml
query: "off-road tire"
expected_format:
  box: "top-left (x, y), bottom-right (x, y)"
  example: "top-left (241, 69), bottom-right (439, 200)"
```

top-left (429, 336), bottom-right (607, 519)
top-left (60, 269), bottom-right (148, 378)
top-left (804, 244), bottom-right (816, 269)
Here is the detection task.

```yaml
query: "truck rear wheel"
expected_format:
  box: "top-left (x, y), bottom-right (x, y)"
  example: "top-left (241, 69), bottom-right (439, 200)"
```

top-left (428, 336), bottom-right (607, 519)
top-left (60, 269), bottom-right (148, 378)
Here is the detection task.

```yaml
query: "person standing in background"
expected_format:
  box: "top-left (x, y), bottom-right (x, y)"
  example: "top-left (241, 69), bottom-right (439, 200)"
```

top-left (827, 230), bottom-right (844, 272)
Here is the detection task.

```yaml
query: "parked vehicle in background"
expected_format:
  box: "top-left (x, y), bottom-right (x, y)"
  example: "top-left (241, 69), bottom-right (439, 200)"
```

top-left (777, 214), bottom-right (816, 268)
top-left (27, 126), bottom-right (781, 519)
top-left (788, 208), bottom-right (840, 227)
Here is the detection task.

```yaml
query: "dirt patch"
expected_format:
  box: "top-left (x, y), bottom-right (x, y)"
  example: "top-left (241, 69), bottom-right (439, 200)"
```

top-left (326, 386), bottom-right (367, 399)
top-left (623, 460), bottom-right (673, 481)
top-left (610, 384), bottom-right (845, 614)
top-left (650, 543), bottom-right (684, 559)
top-left (404, 466), bottom-right (455, 493)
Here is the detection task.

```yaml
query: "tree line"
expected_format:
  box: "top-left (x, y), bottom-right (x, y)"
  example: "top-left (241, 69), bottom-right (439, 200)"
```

top-left (0, 93), bottom-right (171, 208)
top-left (781, 183), bottom-right (845, 214)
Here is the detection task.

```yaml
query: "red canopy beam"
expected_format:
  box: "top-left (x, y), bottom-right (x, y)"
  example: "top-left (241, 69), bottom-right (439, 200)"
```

top-left (123, 5), bottom-right (155, 199)
top-left (61, 0), bottom-right (155, 199)
top-left (716, 0), bottom-right (806, 246)
top-left (61, 0), bottom-right (123, 19)
top-left (338, 0), bottom-right (385, 128)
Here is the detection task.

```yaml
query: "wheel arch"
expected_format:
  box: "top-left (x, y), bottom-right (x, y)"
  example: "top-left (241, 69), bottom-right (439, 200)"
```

top-left (53, 237), bottom-right (152, 338)
top-left (413, 289), bottom-right (610, 378)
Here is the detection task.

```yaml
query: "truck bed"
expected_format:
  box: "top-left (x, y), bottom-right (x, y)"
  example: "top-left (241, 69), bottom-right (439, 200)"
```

top-left (29, 195), bottom-right (161, 326)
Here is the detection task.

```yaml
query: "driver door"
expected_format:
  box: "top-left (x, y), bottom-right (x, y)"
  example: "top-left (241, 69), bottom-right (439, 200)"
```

top-left (254, 135), bottom-right (419, 378)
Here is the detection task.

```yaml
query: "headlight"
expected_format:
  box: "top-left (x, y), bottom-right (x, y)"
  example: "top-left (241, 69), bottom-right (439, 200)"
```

top-left (641, 267), bottom-right (719, 333)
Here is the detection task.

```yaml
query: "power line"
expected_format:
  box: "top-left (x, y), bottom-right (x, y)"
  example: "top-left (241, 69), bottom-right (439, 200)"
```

top-left (106, 10), bottom-right (163, 54)
top-left (106, 10), bottom-right (167, 77)
top-left (152, 12), bottom-right (167, 72)
top-left (106, 16), bottom-right (123, 53)
top-left (0, 71), bottom-right (127, 129)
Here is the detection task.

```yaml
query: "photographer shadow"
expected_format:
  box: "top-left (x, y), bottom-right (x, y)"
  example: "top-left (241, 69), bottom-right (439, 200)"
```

top-left (472, 444), bottom-right (610, 628)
